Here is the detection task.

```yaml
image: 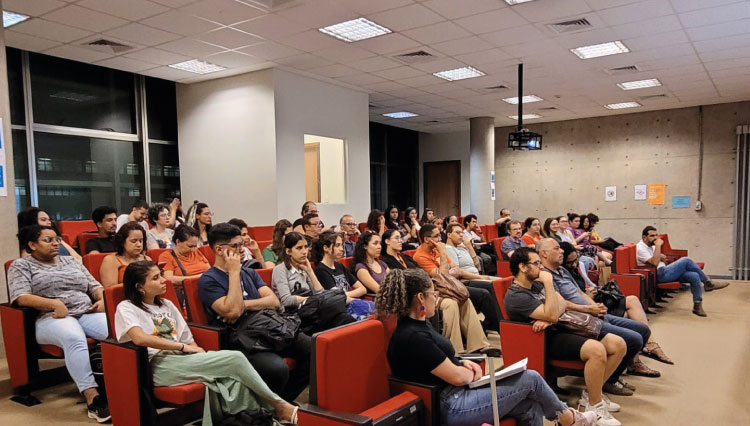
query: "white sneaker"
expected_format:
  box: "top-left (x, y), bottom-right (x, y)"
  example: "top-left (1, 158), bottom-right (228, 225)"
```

top-left (571, 409), bottom-right (598, 426)
top-left (579, 390), bottom-right (621, 412)
top-left (585, 401), bottom-right (622, 426)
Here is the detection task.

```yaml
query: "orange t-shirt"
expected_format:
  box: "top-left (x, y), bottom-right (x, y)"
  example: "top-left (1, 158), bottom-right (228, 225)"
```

top-left (159, 249), bottom-right (210, 277)
top-left (412, 245), bottom-right (453, 274)
top-left (522, 234), bottom-right (541, 247)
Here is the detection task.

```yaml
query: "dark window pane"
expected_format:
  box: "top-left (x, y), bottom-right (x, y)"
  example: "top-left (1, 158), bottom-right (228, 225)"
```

top-left (145, 77), bottom-right (178, 141)
top-left (34, 133), bottom-right (144, 220)
top-left (29, 53), bottom-right (136, 133)
top-left (148, 143), bottom-right (181, 204)
top-left (7, 48), bottom-right (25, 125)
top-left (12, 129), bottom-right (30, 211)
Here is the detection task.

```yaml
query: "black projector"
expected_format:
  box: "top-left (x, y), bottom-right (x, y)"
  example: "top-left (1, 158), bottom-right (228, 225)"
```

top-left (508, 131), bottom-right (542, 150)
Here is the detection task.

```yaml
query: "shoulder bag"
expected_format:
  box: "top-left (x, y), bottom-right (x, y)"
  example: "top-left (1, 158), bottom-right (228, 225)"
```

top-left (594, 280), bottom-right (625, 312)
top-left (432, 271), bottom-right (469, 304)
top-left (556, 311), bottom-right (604, 339)
top-left (229, 308), bottom-right (301, 353)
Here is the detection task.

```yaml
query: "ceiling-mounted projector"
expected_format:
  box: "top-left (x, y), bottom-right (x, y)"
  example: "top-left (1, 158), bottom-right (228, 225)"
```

top-left (508, 129), bottom-right (542, 150)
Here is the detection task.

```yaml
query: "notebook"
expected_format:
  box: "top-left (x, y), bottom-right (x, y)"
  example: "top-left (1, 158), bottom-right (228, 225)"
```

top-left (468, 358), bottom-right (528, 389)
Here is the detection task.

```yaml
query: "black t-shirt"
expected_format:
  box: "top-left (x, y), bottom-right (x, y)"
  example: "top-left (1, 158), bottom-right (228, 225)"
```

top-left (387, 316), bottom-right (460, 387)
top-left (381, 252), bottom-right (419, 270)
top-left (314, 261), bottom-right (357, 291)
top-left (504, 281), bottom-right (546, 323)
top-left (85, 236), bottom-right (116, 254)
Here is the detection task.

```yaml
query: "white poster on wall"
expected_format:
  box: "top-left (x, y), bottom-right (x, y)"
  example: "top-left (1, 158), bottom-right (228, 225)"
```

top-left (0, 118), bottom-right (7, 197)
top-left (634, 184), bottom-right (647, 201)
top-left (605, 186), bottom-right (616, 202)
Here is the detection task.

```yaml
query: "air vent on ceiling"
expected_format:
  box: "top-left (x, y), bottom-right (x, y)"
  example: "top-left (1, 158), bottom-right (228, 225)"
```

top-left (84, 39), bottom-right (133, 54)
top-left (393, 50), bottom-right (438, 64)
top-left (368, 104), bottom-right (376, 108)
top-left (538, 107), bottom-right (558, 110)
top-left (639, 94), bottom-right (668, 101)
top-left (485, 85), bottom-right (509, 90)
top-left (604, 65), bottom-right (640, 75)
top-left (426, 120), bottom-right (440, 123)
top-left (242, 0), bottom-right (298, 11)
top-left (547, 18), bottom-right (592, 34)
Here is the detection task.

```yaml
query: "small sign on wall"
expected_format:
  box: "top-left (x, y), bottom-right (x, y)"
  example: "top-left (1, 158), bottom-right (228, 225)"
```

top-left (672, 196), bottom-right (690, 209)
top-left (605, 186), bottom-right (616, 202)
top-left (648, 183), bottom-right (666, 205)
top-left (634, 184), bottom-right (647, 201)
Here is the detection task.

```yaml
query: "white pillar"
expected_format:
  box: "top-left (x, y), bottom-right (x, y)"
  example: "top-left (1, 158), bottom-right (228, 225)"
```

top-left (469, 117), bottom-right (495, 223)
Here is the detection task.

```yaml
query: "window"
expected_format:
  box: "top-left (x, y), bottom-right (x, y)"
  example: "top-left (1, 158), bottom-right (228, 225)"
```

top-left (304, 134), bottom-right (346, 204)
top-left (146, 77), bottom-right (178, 142)
top-left (12, 129), bottom-right (30, 211)
top-left (7, 48), bottom-right (24, 125)
top-left (148, 143), bottom-right (181, 203)
top-left (369, 123), bottom-right (419, 211)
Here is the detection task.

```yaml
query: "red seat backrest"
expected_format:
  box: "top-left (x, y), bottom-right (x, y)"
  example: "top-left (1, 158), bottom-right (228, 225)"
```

top-left (103, 281), bottom-right (181, 338)
top-left (257, 240), bottom-right (272, 251)
top-left (358, 222), bottom-right (367, 233)
top-left (256, 268), bottom-right (273, 284)
top-left (78, 232), bottom-right (101, 255)
top-left (311, 319), bottom-right (390, 413)
top-left (83, 253), bottom-right (111, 283)
top-left (248, 226), bottom-right (274, 241)
top-left (658, 233), bottom-right (673, 253)
top-left (492, 277), bottom-right (514, 319)
top-left (614, 245), bottom-right (631, 274)
top-left (147, 248), bottom-right (169, 263)
top-left (183, 278), bottom-right (208, 325)
top-left (4, 259), bottom-right (14, 280)
top-left (484, 224), bottom-right (498, 241)
top-left (625, 244), bottom-right (638, 270)
top-left (199, 245), bottom-right (215, 266)
top-left (492, 237), bottom-right (506, 256)
top-left (58, 220), bottom-right (97, 247)
top-left (339, 257), bottom-right (352, 269)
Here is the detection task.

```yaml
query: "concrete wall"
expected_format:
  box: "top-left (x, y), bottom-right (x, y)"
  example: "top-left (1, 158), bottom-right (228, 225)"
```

top-left (418, 131), bottom-right (471, 216)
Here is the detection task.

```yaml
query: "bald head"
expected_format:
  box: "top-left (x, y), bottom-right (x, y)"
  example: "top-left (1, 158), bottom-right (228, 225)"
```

top-left (535, 238), bottom-right (563, 269)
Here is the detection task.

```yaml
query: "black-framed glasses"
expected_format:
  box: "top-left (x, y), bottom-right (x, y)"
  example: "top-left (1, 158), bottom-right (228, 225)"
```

top-left (565, 256), bottom-right (579, 265)
top-left (40, 236), bottom-right (62, 244)
top-left (220, 242), bottom-right (244, 250)
top-left (525, 260), bottom-right (542, 267)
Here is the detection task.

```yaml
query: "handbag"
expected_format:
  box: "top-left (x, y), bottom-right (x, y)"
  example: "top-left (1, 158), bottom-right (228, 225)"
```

top-left (432, 271), bottom-right (470, 304)
top-left (229, 309), bottom-right (301, 353)
top-left (296, 288), bottom-right (350, 334)
top-left (594, 280), bottom-right (625, 312)
top-left (556, 311), bottom-right (604, 339)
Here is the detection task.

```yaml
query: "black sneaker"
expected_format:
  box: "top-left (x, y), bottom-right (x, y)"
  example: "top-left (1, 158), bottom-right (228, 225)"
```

top-left (87, 395), bottom-right (111, 423)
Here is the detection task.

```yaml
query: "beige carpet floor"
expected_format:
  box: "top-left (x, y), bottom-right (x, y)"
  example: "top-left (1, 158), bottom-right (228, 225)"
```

top-left (0, 282), bottom-right (748, 425)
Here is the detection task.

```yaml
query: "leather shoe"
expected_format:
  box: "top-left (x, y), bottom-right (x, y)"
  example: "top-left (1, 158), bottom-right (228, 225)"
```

top-left (693, 302), bottom-right (707, 317)
top-left (704, 281), bottom-right (729, 292)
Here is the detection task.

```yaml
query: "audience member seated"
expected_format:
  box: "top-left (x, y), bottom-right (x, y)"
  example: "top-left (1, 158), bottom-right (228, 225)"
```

top-left (338, 214), bottom-right (360, 257)
top-left (380, 229), bottom-right (420, 270)
top-left (100, 222), bottom-right (151, 287)
top-left (8, 225), bottom-right (110, 422)
top-left (495, 208), bottom-right (512, 237)
top-left (559, 242), bottom-right (599, 292)
top-left (432, 216), bottom-right (447, 242)
top-left (352, 231), bottom-right (389, 293)
top-left (522, 217), bottom-right (543, 247)
top-left (543, 217), bottom-right (561, 242)
top-left (86, 206), bottom-right (118, 254)
top-left (365, 209), bottom-right (386, 236)
top-left (198, 223), bottom-right (310, 401)
top-left (637, 226), bottom-right (728, 317)
top-left (300, 200), bottom-right (318, 217)
top-left (17, 207), bottom-right (81, 262)
top-left (301, 213), bottom-right (321, 246)
top-left (193, 202), bottom-right (213, 246)
top-left (586, 214), bottom-right (622, 252)
top-left (117, 260), bottom-right (299, 425)
top-left (462, 214), bottom-right (497, 275)
top-left (384, 205), bottom-right (401, 231)
top-left (168, 197), bottom-right (184, 228)
top-left (159, 225), bottom-right (211, 287)
top-left (262, 219), bottom-right (292, 268)
top-left (500, 220), bottom-right (526, 260)
top-left (420, 208), bottom-right (435, 225)
top-left (413, 224), bottom-right (489, 353)
top-left (403, 206), bottom-right (421, 245)
top-left (116, 200), bottom-right (149, 232)
top-left (377, 268), bottom-right (595, 426)
top-left (146, 203), bottom-right (175, 250)
top-left (228, 218), bottom-right (264, 268)
top-left (505, 247), bottom-right (624, 426)
top-left (537, 238), bottom-right (651, 395)
top-left (576, 214), bottom-right (612, 266)
top-left (311, 231), bottom-right (374, 320)
top-left (556, 216), bottom-right (581, 248)
top-left (567, 214), bottom-right (591, 246)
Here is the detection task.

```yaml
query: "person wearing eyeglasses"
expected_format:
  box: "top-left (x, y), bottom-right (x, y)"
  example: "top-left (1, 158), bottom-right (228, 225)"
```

top-left (146, 204), bottom-right (175, 250)
top-left (8, 225), bottom-right (110, 422)
top-left (339, 214), bottom-right (360, 257)
top-left (300, 200), bottom-right (318, 217)
top-left (301, 213), bottom-right (322, 247)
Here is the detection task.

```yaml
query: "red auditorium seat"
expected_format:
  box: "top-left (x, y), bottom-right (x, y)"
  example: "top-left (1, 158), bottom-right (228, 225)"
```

top-left (248, 225), bottom-right (274, 241)
top-left (659, 233), bottom-right (704, 269)
top-left (199, 245), bottom-right (215, 265)
top-left (147, 248), bottom-right (170, 263)
top-left (339, 256), bottom-right (352, 269)
top-left (77, 232), bottom-right (100, 255)
top-left (491, 237), bottom-right (512, 277)
top-left (82, 253), bottom-right (110, 283)
top-left (58, 220), bottom-right (96, 249)
top-left (256, 240), bottom-right (272, 251)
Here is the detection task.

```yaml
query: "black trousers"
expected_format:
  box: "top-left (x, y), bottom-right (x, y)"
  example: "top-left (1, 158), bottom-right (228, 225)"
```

top-left (244, 332), bottom-right (311, 401)
top-left (466, 283), bottom-right (500, 332)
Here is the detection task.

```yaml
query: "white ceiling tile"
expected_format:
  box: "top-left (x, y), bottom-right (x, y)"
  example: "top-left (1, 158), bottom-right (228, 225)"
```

top-left (275, 2), bottom-right (357, 29)
top-left (141, 65), bottom-right (197, 81)
top-left (237, 41), bottom-right (302, 60)
top-left (3, 31), bottom-right (61, 52)
top-left (596, 0), bottom-right (674, 26)
top-left (203, 51), bottom-right (265, 68)
top-left (356, 33), bottom-right (422, 55)
top-left (397, 74), bottom-right (445, 87)
top-left (314, 45), bottom-right (375, 62)
top-left (382, 88), bottom-right (430, 98)
top-left (95, 56), bottom-right (158, 73)
top-left (335, 73), bottom-right (387, 86)
top-left (679, 2), bottom-right (750, 27)
top-left (420, 82), bottom-right (462, 94)
top-left (422, 0), bottom-right (504, 19)
top-left (366, 4), bottom-right (445, 32)
top-left (582, 1), bottom-right (642, 10)
top-left (44, 44), bottom-right (114, 63)
top-left (373, 97), bottom-right (414, 107)
top-left (309, 64), bottom-right (361, 78)
top-left (512, 0), bottom-right (592, 23)
top-left (279, 30), bottom-right (343, 52)
top-left (431, 36), bottom-right (494, 56)
top-left (274, 53), bottom-right (333, 70)
top-left (342, 0), bottom-right (413, 15)
top-left (693, 33), bottom-right (750, 53)
top-left (611, 15), bottom-right (682, 38)
top-left (624, 30), bottom-right (689, 51)
top-left (372, 66), bottom-right (425, 80)
top-left (699, 46), bottom-right (750, 62)
top-left (454, 7), bottom-right (527, 35)
top-left (348, 56), bottom-right (403, 72)
top-left (670, 0), bottom-right (742, 13)
top-left (232, 14), bottom-right (308, 40)
top-left (180, 0), bottom-right (266, 26)
top-left (709, 67), bottom-right (750, 79)
top-left (105, 23), bottom-right (181, 47)
top-left (481, 25), bottom-right (546, 47)
top-left (195, 28), bottom-right (263, 49)
top-left (685, 18), bottom-right (750, 41)
top-left (11, 18), bottom-right (92, 43)
top-left (411, 57), bottom-right (466, 73)
top-left (3, 0), bottom-right (66, 16)
top-left (640, 55), bottom-right (701, 71)
top-left (152, 0), bottom-right (200, 7)
top-left (124, 47), bottom-right (193, 66)
top-left (158, 38), bottom-right (227, 57)
top-left (77, 0), bottom-right (169, 21)
top-left (403, 21), bottom-right (471, 45)
top-left (364, 80), bottom-right (410, 92)
top-left (368, 92), bottom-right (392, 101)
top-left (43, 4), bottom-right (129, 32)
top-left (141, 10), bottom-right (221, 36)
top-left (454, 48), bottom-right (512, 66)
top-left (703, 57), bottom-right (750, 72)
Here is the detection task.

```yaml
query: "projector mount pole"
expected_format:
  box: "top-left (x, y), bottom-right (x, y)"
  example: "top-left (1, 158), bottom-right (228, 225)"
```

top-left (517, 63), bottom-right (523, 132)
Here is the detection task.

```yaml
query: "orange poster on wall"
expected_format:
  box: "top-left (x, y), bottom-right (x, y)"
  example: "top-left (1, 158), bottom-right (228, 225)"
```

top-left (648, 184), bottom-right (666, 205)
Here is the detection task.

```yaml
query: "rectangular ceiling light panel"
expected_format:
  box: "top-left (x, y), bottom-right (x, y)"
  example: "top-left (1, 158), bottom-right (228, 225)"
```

top-left (605, 102), bottom-right (641, 109)
top-left (571, 41), bottom-right (629, 59)
top-left (169, 59), bottom-right (226, 74)
top-left (433, 66), bottom-right (485, 81)
top-left (617, 78), bottom-right (662, 90)
top-left (505, 0), bottom-right (536, 4)
top-left (3, 10), bottom-right (29, 28)
top-left (383, 111), bottom-right (418, 119)
top-left (509, 114), bottom-right (541, 120)
top-left (319, 18), bottom-right (391, 42)
top-left (503, 95), bottom-right (543, 104)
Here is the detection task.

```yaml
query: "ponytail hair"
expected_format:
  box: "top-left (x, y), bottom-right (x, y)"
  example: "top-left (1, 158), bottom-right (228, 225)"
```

top-left (375, 269), bottom-right (432, 318)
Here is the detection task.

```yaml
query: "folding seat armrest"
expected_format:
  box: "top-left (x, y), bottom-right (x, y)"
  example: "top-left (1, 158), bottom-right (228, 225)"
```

top-left (0, 304), bottom-right (41, 388)
top-left (611, 274), bottom-right (641, 298)
top-left (298, 403), bottom-right (373, 426)
top-left (101, 338), bottom-right (155, 425)
top-left (388, 377), bottom-right (440, 426)
top-left (499, 320), bottom-right (546, 376)
top-left (667, 249), bottom-right (688, 257)
top-left (188, 323), bottom-right (228, 351)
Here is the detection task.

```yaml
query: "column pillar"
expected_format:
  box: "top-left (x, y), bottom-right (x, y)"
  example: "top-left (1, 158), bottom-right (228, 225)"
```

top-left (469, 117), bottom-right (495, 223)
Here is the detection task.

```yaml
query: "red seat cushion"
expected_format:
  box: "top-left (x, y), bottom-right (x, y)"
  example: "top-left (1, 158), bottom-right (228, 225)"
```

top-left (697, 262), bottom-right (705, 269)
top-left (657, 281), bottom-right (682, 290)
top-left (550, 359), bottom-right (585, 370)
top-left (153, 383), bottom-right (206, 405)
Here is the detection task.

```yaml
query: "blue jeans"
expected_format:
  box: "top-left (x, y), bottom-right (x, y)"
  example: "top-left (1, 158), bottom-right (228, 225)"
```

top-left (657, 257), bottom-right (708, 303)
top-left (440, 370), bottom-right (567, 426)
top-left (35, 313), bottom-right (108, 392)
top-left (601, 314), bottom-right (649, 382)
top-left (578, 256), bottom-right (598, 288)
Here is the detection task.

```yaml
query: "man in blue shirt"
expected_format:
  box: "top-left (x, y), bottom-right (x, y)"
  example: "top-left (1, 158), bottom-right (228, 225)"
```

top-left (500, 220), bottom-right (527, 260)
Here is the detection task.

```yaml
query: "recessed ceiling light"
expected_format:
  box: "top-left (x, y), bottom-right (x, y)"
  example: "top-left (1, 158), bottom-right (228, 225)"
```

top-left (605, 102), bottom-right (641, 109)
top-left (3, 10), bottom-right (29, 28)
top-left (503, 95), bottom-right (543, 104)
top-left (505, 0), bottom-right (536, 4)
top-left (168, 59), bottom-right (226, 75)
top-left (383, 111), bottom-right (418, 119)
top-left (319, 17), bottom-right (391, 42)
top-left (571, 41), bottom-right (629, 59)
top-left (617, 78), bottom-right (662, 90)
top-left (509, 114), bottom-right (541, 120)
top-left (433, 66), bottom-right (485, 81)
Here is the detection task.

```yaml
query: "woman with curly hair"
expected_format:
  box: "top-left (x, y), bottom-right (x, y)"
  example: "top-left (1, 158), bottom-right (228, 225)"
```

top-left (351, 231), bottom-right (389, 293)
top-left (100, 222), bottom-right (151, 287)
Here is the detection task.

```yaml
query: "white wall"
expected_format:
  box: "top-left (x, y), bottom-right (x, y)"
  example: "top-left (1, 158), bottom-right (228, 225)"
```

top-left (418, 131), bottom-right (471, 215)
top-left (273, 69), bottom-right (370, 227)
top-left (304, 134), bottom-right (346, 204)
top-left (176, 69), bottom-right (278, 225)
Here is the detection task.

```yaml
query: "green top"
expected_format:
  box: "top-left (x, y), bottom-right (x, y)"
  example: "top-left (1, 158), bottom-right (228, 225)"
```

top-left (262, 246), bottom-right (278, 264)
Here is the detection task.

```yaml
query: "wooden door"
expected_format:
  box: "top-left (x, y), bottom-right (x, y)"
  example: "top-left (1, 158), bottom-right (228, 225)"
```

top-left (424, 160), bottom-right (461, 217)
top-left (304, 143), bottom-right (320, 202)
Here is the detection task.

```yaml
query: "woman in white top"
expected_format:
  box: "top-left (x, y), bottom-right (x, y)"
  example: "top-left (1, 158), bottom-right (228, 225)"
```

top-left (146, 204), bottom-right (175, 250)
top-left (115, 260), bottom-right (298, 426)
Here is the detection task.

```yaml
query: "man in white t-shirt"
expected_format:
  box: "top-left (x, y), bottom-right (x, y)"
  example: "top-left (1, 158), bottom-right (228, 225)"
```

top-left (116, 200), bottom-right (149, 232)
top-left (636, 226), bottom-right (728, 317)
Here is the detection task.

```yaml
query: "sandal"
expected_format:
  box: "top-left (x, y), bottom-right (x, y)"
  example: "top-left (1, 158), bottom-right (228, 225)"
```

top-left (627, 360), bottom-right (661, 377)
top-left (280, 406), bottom-right (298, 425)
top-left (642, 341), bottom-right (674, 365)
